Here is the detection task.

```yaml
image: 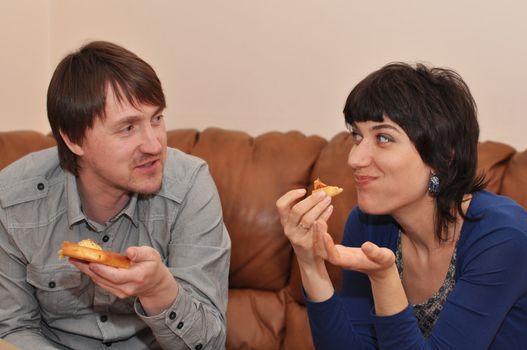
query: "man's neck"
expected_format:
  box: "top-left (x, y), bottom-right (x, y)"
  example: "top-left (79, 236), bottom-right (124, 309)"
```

top-left (76, 177), bottom-right (131, 225)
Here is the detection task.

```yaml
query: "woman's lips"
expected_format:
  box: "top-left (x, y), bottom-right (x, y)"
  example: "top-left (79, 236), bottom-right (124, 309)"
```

top-left (354, 175), bottom-right (376, 187)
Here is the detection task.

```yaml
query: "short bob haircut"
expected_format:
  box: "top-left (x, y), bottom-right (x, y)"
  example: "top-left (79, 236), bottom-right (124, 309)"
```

top-left (343, 62), bottom-right (486, 241)
top-left (47, 41), bottom-right (166, 176)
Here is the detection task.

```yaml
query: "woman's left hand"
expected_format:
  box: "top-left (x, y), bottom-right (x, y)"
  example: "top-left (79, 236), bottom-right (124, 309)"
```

top-left (313, 220), bottom-right (395, 281)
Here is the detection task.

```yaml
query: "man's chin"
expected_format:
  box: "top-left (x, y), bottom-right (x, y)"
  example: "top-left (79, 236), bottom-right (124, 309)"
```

top-left (136, 187), bottom-right (161, 196)
top-left (129, 178), bottom-right (163, 195)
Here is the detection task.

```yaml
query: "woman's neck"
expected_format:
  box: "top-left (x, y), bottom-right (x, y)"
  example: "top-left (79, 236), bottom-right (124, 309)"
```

top-left (394, 194), bottom-right (472, 253)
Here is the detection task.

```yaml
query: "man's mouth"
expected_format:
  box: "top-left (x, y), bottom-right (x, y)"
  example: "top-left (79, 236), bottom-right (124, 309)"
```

top-left (135, 158), bottom-right (160, 170)
top-left (137, 160), bottom-right (157, 168)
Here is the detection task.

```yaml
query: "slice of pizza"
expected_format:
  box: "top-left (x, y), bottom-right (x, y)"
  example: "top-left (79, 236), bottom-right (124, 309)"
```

top-left (312, 178), bottom-right (343, 197)
top-left (58, 239), bottom-right (130, 268)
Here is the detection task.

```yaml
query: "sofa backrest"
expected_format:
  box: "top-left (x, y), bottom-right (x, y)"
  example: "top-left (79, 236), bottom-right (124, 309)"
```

top-left (1, 128), bottom-right (526, 350)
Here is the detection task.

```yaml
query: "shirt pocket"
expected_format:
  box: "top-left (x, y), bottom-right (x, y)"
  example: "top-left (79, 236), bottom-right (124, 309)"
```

top-left (110, 295), bottom-right (135, 314)
top-left (26, 264), bottom-right (84, 316)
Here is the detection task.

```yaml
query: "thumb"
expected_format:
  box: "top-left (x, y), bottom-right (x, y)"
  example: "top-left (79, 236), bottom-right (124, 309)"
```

top-left (361, 242), bottom-right (395, 266)
top-left (126, 246), bottom-right (160, 263)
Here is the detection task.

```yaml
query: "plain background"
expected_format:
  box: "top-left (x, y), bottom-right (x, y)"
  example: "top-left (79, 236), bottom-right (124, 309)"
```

top-left (2, 0), bottom-right (526, 151)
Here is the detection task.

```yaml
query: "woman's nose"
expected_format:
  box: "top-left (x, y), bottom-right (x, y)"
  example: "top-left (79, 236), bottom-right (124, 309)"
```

top-left (347, 142), bottom-right (372, 169)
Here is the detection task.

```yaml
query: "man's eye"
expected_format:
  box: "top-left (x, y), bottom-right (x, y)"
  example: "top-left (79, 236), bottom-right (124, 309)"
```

top-left (122, 125), bottom-right (134, 133)
top-left (153, 115), bottom-right (164, 124)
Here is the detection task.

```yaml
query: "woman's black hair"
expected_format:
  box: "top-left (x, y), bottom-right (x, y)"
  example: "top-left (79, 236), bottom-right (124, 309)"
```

top-left (344, 62), bottom-right (486, 241)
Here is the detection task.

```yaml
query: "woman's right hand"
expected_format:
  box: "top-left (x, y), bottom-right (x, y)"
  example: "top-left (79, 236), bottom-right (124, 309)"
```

top-left (276, 188), bottom-right (333, 265)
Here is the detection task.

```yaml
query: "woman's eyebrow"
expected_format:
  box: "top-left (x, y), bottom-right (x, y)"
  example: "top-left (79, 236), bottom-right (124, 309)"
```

top-left (371, 124), bottom-right (402, 133)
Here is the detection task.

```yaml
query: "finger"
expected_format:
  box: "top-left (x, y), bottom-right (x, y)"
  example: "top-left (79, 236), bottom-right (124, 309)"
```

top-left (90, 278), bottom-right (129, 299)
top-left (70, 259), bottom-right (125, 287)
top-left (86, 261), bottom-right (141, 286)
top-left (87, 264), bottom-right (146, 298)
top-left (291, 191), bottom-right (331, 227)
top-left (70, 258), bottom-right (138, 298)
top-left (317, 204), bottom-right (334, 223)
top-left (275, 189), bottom-right (307, 215)
top-left (69, 258), bottom-right (91, 273)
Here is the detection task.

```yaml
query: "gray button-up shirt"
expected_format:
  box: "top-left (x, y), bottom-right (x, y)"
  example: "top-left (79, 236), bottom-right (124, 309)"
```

top-left (0, 147), bottom-right (230, 350)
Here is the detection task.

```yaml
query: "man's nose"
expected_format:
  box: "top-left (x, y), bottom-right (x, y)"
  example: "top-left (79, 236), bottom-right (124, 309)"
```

top-left (140, 125), bottom-right (163, 154)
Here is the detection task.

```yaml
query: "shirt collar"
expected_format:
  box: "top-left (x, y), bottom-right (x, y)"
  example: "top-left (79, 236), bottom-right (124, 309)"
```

top-left (65, 172), bottom-right (139, 229)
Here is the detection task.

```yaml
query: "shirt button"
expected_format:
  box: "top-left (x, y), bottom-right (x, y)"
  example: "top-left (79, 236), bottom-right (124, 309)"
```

top-left (177, 322), bottom-right (184, 329)
top-left (100, 315), bottom-right (108, 322)
top-left (102, 235), bottom-right (110, 242)
top-left (37, 183), bottom-right (45, 191)
top-left (103, 342), bottom-right (112, 347)
top-left (169, 311), bottom-right (177, 320)
top-left (48, 281), bottom-right (56, 288)
top-left (195, 344), bottom-right (203, 350)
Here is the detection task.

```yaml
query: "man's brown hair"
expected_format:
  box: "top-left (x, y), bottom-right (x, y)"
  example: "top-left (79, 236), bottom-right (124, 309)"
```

top-left (47, 41), bottom-right (166, 175)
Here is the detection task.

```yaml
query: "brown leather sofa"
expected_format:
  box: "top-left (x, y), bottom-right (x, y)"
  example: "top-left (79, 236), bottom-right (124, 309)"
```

top-left (1, 128), bottom-right (526, 350)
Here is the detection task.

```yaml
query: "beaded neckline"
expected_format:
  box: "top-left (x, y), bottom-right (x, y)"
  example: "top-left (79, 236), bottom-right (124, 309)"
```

top-left (395, 229), bottom-right (458, 338)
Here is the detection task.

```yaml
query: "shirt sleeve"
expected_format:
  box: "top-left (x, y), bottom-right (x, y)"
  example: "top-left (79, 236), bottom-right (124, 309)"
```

top-left (137, 163), bottom-right (231, 350)
top-left (0, 211), bottom-right (63, 349)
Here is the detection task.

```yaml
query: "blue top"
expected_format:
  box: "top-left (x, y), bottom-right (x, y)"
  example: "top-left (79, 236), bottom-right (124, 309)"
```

top-left (305, 191), bottom-right (527, 349)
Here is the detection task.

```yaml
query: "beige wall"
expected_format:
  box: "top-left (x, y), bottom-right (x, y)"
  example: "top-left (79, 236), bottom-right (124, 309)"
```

top-left (2, 0), bottom-right (527, 151)
top-left (1, 0), bottom-right (50, 133)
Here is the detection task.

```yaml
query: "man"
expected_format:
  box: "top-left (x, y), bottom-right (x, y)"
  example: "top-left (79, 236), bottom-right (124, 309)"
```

top-left (0, 41), bottom-right (231, 349)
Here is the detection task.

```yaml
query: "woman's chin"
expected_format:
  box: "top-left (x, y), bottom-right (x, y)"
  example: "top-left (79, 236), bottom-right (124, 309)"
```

top-left (357, 198), bottom-right (389, 215)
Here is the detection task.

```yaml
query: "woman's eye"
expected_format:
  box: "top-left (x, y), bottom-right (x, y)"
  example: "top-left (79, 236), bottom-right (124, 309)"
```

top-left (377, 134), bottom-right (392, 143)
top-left (351, 131), bottom-right (363, 142)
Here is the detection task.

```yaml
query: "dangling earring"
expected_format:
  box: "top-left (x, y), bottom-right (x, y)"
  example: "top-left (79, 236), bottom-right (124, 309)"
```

top-left (428, 171), bottom-right (440, 195)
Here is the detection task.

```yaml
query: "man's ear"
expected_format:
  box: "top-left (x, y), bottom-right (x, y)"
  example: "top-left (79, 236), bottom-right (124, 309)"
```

top-left (59, 130), bottom-right (84, 156)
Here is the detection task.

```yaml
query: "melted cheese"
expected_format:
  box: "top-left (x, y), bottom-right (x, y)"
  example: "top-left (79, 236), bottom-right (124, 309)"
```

top-left (58, 239), bottom-right (102, 259)
top-left (78, 239), bottom-right (102, 250)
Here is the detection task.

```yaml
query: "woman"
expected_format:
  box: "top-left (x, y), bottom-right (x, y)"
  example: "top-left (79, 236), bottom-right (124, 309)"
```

top-left (276, 63), bottom-right (527, 349)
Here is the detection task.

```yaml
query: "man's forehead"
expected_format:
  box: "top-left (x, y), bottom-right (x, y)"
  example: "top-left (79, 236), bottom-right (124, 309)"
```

top-left (104, 86), bottom-right (158, 112)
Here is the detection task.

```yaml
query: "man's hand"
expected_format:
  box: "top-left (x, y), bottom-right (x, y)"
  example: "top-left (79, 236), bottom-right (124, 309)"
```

top-left (70, 246), bottom-right (178, 315)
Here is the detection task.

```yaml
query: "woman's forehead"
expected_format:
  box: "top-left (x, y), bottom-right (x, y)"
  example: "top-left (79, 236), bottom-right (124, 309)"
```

top-left (350, 115), bottom-right (402, 130)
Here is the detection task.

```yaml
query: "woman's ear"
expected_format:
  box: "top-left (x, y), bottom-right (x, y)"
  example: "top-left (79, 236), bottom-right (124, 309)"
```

top-left (59, 130), bottom-right (84, 156)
